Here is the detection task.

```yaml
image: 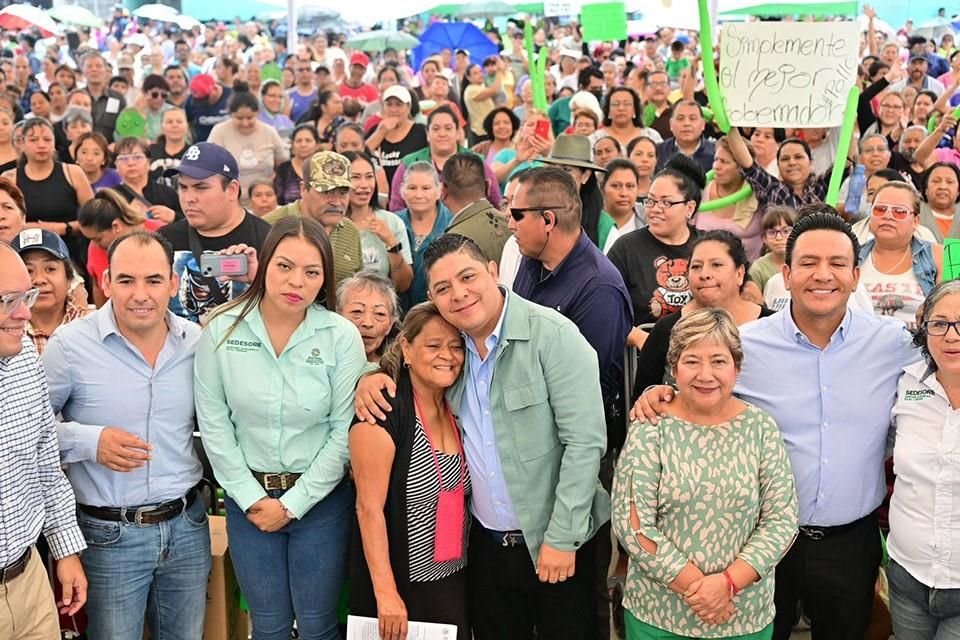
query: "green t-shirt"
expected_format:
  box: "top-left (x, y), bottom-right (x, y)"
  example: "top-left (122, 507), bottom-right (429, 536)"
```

top-left (748, 253), bottom-right (781, 293)
top-left (664, 57), bottom-right (690, 80)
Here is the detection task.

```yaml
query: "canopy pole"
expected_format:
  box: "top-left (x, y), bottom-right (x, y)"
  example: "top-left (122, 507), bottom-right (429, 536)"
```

top-left (287, 0), bottom-right (297, 55)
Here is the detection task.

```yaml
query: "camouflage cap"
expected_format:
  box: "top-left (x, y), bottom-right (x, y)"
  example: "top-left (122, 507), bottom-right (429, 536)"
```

top-left (306, 151), bottom-right (351, 192)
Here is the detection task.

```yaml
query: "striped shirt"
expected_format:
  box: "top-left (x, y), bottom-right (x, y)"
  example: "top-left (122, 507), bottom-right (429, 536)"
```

top-left (0, 336), bottom-right (86, 565)
top-left (407, 418), bottom-right (471, 582)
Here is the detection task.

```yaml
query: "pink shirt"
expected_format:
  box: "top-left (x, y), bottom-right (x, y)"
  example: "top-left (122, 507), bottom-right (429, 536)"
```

top-left (934, 147), bottom-right (960, 168)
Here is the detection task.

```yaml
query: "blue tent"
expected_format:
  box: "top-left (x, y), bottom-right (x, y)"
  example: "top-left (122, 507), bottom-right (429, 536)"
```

top-left (412, 22), bottom-right (500, 70)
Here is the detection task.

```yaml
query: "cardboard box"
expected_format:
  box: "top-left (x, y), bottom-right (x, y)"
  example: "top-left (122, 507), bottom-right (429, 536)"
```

top-left (205, 515), bottom-right (249, 640)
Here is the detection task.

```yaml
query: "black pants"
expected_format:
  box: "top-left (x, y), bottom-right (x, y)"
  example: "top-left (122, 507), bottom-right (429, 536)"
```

top-left (773, 513), bottom-right (881, 640)
top-left (468, 521), bottom-right (598, 640)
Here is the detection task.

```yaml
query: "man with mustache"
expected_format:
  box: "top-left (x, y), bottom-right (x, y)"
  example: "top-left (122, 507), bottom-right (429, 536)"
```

top-left (265, 151), bottom-right (363, 288)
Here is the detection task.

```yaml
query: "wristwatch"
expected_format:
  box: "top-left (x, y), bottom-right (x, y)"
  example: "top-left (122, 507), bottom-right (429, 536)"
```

top-left (386, 241), bottom-right (403, 254)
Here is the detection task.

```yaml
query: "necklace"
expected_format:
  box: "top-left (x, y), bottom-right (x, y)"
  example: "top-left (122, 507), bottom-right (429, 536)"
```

top-left (874, 246), bottom-right (911, 274)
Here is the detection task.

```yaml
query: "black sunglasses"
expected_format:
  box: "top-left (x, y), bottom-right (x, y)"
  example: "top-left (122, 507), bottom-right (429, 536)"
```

top-left (508, 205), bottom-right (564, 222)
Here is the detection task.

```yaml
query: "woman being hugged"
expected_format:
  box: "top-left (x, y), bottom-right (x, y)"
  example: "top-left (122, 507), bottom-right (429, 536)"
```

top-left (613, 309), bottom-right (798, 640)
top-left (195, 216), bottom-right (366, 640)
top-left (349, 302), bottom-right (470, 639)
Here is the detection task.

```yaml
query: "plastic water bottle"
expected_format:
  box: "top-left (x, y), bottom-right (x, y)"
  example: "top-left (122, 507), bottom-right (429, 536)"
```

top-left (845, 164), bottom-right (866, 215)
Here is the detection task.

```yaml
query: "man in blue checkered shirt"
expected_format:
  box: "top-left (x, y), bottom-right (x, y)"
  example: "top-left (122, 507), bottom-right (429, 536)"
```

top-left (0, 244), bottom-right (86, 639)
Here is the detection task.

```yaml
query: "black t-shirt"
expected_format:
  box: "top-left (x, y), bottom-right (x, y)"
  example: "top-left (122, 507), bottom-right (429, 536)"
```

top-left (369, 123), bottom-right (428, 189)
top-left (159, 212), bottom-right (271, 322)
top-left (115, 182), bottom-right (184, 219)
top-left (889, 151), bottom-right (925, 190)
top-left (632, 305), bottom-right (778, 401)
top-left (607, 226), bottom-right (700, 326)
top-left (149, 141), bottom-right (187, 187)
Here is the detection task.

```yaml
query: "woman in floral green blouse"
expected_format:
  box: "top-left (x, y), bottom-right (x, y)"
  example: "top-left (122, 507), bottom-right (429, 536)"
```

top-left (612, 308), bottom-right (798, 639)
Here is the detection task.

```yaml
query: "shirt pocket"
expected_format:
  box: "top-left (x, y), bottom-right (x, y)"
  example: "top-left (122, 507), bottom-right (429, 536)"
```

top-left (504, 377), bottom-right (560, 462)
top-left (291, 359), bottom-right (334, 416)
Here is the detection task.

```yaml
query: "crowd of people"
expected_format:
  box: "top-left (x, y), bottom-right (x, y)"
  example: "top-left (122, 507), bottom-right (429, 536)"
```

top-left (3, 4), bottom-right (960, 640)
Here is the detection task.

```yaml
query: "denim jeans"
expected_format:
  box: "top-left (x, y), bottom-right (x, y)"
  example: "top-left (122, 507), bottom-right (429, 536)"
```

top-left (78, 494), bottom-right (212, 640)
top-left (225, 479), bottom-right (353, 640)
top-left (889, 558), bottom-right (960, 640)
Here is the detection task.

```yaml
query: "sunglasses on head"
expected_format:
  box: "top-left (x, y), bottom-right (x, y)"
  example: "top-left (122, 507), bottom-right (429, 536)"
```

top-left (871, 203), bottom-right (914, 221)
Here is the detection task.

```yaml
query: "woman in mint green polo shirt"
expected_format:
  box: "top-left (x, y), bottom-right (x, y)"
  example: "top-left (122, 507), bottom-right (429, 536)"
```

top-left (195, 216), bottom-right (366, 640)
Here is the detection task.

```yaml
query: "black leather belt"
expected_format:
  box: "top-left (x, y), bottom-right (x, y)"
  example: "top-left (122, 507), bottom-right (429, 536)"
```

top-left (475, 520), bottom-right (525, 547)
top-left (800, 511), bottom-right (876, 541)
top-left (78, 486), bottom-right (199, 526)
top-left (253, 471), bottom-right (302, 491)
top-left (0, 547), bottom-right (31, 585)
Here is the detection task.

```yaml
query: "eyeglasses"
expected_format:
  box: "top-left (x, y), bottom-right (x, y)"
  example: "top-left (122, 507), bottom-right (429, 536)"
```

top-left (149, 90), bottom-right (168, 99)
top-left (116, 154), bottom-right (146, 163)
top-left (642, 197), bottom-right (690, 210)
top-left (764, 226), bottom-right (793, 239)
top-left (924, 320), bottom-right (960, 336)
top-left (508, 205), bottom-right (563, 222)
top-left (0, 288), bottom-right (40, 315)
top-left (871, 203), bottom-right (914, 221)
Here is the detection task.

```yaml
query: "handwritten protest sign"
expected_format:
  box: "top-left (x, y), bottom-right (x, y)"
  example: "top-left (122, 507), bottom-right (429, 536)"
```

top-left (719, 22), bottom-right (859, 127)
top-left (944, 239), bottom-right (960, 282)
top-left (545, 0), bottom-right (580, 16)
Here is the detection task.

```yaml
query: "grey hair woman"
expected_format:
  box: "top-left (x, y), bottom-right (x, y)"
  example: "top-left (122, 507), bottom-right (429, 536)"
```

top-left (888, 280), bottom-right (960, 638)
top-left (337, 271), bottom-right (401, 364)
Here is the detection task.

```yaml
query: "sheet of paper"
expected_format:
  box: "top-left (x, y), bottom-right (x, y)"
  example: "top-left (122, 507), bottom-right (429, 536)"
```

top-left (719, 21), bottom-right (860, 127)
top-left (346, 615), bottom-right (457, 640)
top-left (105, 97), bottom-right (121, 114)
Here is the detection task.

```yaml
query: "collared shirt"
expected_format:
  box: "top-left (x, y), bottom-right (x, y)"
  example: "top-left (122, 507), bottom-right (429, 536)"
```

top-left (194, 304), bottom-right (366, 517)
top-left (741, 162), bottom-right (829, 210)
top-left (889, 362), bottom-right (960, 588)
top-left (512, 232), bottom-right (632, 414)
top-left (43, 302), bottom-right (203, 508)
top-left (26, 301), bottom-right (89, 355)
top-left (655, 137), bottom-right (716, 175)
top-left (460, 291), bottom-right (520, 530)
top-left (0, 337), bottom-right (86, 565)
top-left (737, 308), bottom-right (919, 526)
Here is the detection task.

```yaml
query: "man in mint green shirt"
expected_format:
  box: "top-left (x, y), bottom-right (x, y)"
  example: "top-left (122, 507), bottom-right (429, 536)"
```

top-left (356, 233), bottom-right (609, 638)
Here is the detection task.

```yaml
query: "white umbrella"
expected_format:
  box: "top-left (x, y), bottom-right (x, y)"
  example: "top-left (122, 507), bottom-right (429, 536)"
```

top-left (132, 4), bottom-right (180, 21)
top-left (47, 5), bottom-right (105, 29)
top-left (175, 15), bottom-right (203, 30)
top-left (856, 13), bottom-right (895, 36)
top-left (0, 5), bottom-right (62, 37)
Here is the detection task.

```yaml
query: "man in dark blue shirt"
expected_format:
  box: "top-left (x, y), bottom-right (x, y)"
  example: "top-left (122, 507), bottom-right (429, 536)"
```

top-left (185, 74), bottom-right (233, 142)
top-left (509, 166), bottom-right (633, 449)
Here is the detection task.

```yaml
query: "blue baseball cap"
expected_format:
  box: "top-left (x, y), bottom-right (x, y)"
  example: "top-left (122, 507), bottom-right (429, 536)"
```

top-left (164, 142), bottom-right (239, 181)
top-left (12, 228), bottom-right (71, 260)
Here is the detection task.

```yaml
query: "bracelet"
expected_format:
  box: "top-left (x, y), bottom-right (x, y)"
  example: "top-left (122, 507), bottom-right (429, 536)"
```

top-left (722, 569), bottom-right (740, 597)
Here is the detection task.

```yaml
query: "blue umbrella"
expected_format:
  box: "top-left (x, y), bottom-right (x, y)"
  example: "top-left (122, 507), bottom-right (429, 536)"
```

top-left (412, 22), bottom-right (500, 70)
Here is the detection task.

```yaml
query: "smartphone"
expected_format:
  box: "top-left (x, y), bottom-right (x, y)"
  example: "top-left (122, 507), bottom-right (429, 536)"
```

top-left (535, 119), bottom-right (550, 139)
top-left (200, 253), bottom-right (248, 278)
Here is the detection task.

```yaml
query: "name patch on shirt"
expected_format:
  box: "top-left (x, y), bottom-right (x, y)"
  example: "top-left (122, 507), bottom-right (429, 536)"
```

top-left (225, 339), bottom-right (262, 353)
top-left (903, 388), bottom-right (935, 401)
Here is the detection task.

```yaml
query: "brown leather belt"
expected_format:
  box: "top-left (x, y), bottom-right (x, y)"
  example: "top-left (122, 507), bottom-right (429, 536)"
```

top-left (0, 547), bottom-right (31, 585)
top-left (253, 471), bottom-right (302, 491)
top-left (78, 486), bottom-right (199, 526)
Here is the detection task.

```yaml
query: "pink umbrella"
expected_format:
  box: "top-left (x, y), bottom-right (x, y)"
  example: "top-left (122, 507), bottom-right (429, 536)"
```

top-left (0, 5), bottom-right (62, 37)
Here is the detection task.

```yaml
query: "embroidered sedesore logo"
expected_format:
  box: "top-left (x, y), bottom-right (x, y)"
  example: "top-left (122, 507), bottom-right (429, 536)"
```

top-left (306, 348), bottom-right (324, 366)
top-left (224, 338), bottom-right (262, 353)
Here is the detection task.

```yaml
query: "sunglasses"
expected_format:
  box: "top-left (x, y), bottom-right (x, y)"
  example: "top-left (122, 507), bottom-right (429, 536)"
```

top-left (149, 90), bottom-right (168, 99)
top-left (508, 205), bottom-right (563, 222)
top-left (871, 203), bottom-right (914, 221)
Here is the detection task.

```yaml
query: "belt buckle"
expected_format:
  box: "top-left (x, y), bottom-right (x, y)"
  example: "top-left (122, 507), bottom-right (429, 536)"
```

top-left (262, 473), bottom-right (280, 491)
top-left (501, 532), bottom-right (522, 547)
top-left (134, 505), bottom-right (159, 526)
top-left (802, 527), bottom-right (825, 541)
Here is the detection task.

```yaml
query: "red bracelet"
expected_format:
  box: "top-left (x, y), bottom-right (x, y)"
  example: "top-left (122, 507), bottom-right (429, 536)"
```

top-left (723, 569), bottom-right (740, 596)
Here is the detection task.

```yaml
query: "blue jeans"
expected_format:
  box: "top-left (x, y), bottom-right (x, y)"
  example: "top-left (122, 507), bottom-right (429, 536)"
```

top-left (78, 494), bottom-right (212, 640)
top-left (889, 558), bottom-right (960, 640)
top-left (225, 479), bottom-right (353, 640)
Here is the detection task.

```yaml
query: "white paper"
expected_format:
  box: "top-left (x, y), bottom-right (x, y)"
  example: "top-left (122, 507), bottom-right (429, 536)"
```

top-left (346, 615), bottom-right (457, 640)
top-left (105, 97), bottom-right (121, 114)
top-left (718, 22), bottom-right (860, 127)
top-left (544, 0), bottom-right (580, 16)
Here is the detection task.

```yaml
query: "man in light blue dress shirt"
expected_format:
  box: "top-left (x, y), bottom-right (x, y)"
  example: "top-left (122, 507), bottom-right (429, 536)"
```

top-left (635, 209), bottom-right (920, 640)
top-left (42, 231), bottom-right (210, 640)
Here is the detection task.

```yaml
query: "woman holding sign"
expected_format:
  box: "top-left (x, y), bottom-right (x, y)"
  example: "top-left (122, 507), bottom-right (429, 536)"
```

top-left (725, 128), bottom-right (857, 212)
